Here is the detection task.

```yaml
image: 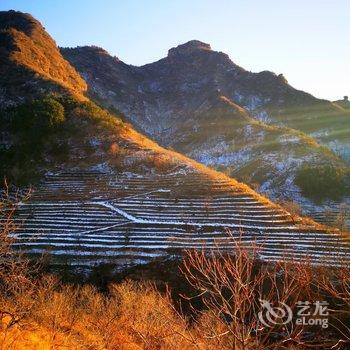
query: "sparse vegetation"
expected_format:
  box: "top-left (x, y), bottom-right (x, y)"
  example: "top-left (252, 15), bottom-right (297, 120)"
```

top-left (334, 204), bottom-right (350, 232)
top-left (276, 199), bottom-right (302, 217)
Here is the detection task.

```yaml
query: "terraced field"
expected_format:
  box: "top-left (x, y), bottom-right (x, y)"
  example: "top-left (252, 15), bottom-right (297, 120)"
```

top-left (303, 203), bottom-right (350, 230)
top-left (8, 170), bottom-right (350, 268)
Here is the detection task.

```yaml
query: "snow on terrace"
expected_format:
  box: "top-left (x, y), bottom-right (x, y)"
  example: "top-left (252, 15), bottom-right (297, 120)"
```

top-left (10, 169), bottom-right (350, 268)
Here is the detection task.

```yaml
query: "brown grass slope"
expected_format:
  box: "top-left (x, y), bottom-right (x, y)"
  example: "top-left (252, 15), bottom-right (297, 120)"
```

top-left (0, 10), bottom-right (86, 107)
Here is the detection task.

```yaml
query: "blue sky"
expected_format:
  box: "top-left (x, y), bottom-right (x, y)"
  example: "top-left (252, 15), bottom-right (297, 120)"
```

top-left (1, 0), bottom-right (349, 101)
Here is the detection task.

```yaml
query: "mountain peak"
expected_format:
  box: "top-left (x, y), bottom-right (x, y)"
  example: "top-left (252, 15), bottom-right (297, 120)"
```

top-left (0, 10), bottom-right (40, 35)
top-left (61, 45), bottom-right (115, 58)
top-left (168, 40), bottom-right (211, 57)
top-left (0, 10), bottom-right (86, 104)
top-left (65, 45), bottom-right (110, 55)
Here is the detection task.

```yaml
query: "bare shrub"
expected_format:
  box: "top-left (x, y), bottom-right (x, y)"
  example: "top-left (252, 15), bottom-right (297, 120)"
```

top-left (109, 142), bottom-right (120, 156)
top-left (108, 281), bottom-right (193, 349)
top-left (316, 266), bottom-right (350, 348)
top-left (0, 182), bottom-right (36, 327)
top-left (180, 232), bottom-right (320, 349)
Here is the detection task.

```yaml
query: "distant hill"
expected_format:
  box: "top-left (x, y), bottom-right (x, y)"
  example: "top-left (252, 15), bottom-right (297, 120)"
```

top-left (62, 41), bottom-right (350, 209)
top-left (61, 41), bottom-right (350, 158)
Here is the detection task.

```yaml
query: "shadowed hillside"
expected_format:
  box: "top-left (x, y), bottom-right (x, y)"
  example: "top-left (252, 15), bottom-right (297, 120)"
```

top-left (62, 43), bottom-right (350, 227)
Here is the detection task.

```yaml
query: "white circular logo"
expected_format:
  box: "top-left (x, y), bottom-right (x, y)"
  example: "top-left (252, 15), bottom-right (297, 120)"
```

top-left (258, 299), bottom-right (293, 327)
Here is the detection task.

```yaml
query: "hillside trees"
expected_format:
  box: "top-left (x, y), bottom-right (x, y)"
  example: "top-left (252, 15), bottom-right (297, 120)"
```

top-left (0, 95), bottom-right (125, 185)
top-left (12, 96), bottom-right (65, 139)
top-left (295, 165), bottom-right (350, 202)
top-left (0, 96), bottom-right (67, 184)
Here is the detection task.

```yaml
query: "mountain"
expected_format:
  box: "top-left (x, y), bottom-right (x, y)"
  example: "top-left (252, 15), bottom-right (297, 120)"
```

top-left (61, 41), bottom-right (350, 216)
top-left (2, 11), bottom-right (349, 267)
top-left (61, 41), bottom-right (350, 153)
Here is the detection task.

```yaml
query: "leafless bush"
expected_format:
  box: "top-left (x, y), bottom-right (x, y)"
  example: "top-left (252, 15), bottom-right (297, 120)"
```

top-left (0, 181), bottom-right (35, 327)
top-left (316, 266), bottom-right (350, 348)
top-left (180, 231), bottom-right (323, 349)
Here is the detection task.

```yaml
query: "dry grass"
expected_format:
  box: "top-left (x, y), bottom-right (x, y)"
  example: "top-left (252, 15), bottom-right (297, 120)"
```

top-left (0, 279), bottom-right (197, 350)
top-left (1, 10), bottom-right (87, 98)
top-left (1, 253), bottom-right (350, 349)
